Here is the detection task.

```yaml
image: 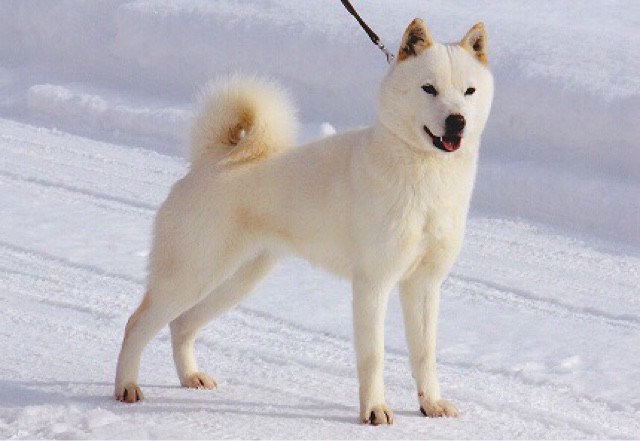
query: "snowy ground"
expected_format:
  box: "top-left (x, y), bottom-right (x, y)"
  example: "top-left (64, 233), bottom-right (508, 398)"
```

top-left (1, 1), bottom-right (639, 439)
top-left (1, 120), bottom-right (639, 439)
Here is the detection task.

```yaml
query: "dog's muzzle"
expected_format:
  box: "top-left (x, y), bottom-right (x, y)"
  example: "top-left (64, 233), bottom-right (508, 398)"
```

top-left (423, 124), bottom-right (462, 153)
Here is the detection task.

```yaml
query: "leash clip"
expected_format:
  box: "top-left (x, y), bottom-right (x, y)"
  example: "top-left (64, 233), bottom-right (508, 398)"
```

top-left (340, 0), bottom-right (395, 65)
top-left (378, 43), bottom-right (395, 65)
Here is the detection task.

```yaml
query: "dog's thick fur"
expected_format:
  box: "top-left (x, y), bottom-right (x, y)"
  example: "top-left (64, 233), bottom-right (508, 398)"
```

top-left (115, 19), bottom-right (493, 425)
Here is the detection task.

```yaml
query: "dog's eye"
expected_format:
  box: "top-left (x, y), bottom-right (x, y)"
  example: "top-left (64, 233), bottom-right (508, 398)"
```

top-left (465, 87), bottom-right (476, 96)
top-left (422, 84), bottom-right (438, 96)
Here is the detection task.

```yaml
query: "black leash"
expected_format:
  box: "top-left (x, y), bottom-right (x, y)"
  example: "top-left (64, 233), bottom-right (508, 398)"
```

top-left (339, 0), bottom-right (395, 64)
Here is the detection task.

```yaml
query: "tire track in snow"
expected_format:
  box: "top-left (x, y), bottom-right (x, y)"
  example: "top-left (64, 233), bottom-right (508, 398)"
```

top-left (0, 241), bottom-right (143, 285)
top-left (448, 274), bottom-right (640, 330)
top-left (0, 128), bottom-right (183, 180)
top-left (0, 170), bottom-right (157, 212)
top-left (1, 123), bottom-right (183, 209)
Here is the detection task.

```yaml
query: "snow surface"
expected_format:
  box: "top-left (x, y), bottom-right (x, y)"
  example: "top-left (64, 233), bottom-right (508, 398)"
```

top-left (0, 1), bottom-right (639, 439)
top-left (2, 119), bottom-right (639, 439)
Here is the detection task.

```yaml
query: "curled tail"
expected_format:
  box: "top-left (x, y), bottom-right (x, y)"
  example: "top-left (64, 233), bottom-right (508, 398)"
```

top-left (190, 76), bottom-right (298, 166)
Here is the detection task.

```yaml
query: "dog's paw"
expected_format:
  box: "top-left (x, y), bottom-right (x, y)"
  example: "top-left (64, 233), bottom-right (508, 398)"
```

top-left (420, 398), bottom-right (459, 418)
top-left (180, 372), bottom-right (217, 389)
top-left (115, 383), bottom-right (144, 403)
top-left (361, 404), bottom-right (394, 426)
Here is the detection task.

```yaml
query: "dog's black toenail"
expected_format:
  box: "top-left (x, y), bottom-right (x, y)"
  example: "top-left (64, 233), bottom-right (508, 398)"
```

top-left (420, 406), bottom-right (427, 416)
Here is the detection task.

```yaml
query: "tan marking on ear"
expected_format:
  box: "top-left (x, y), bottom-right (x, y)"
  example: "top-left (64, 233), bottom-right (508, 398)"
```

top-left (398, 18), bottom-right (434, 62)
top-left (124, 291), bottom-right (152, 341)
top-left (460, 22), bottom-right (489, 65)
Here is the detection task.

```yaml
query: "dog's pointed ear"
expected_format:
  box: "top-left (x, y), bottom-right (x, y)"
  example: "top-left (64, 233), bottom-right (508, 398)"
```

top-left (398, 18), bottom-right (433, 62)
top-left (460, 22), bottom-right (488, 65)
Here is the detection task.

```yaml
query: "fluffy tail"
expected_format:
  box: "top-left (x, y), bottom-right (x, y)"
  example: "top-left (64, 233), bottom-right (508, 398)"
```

top-left (190, 76), bottom-right (298, 166)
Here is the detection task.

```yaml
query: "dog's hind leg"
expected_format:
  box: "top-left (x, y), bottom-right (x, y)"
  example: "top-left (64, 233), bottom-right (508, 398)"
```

top-left (169, 252), bottom-right (277, 389)
top-left (114, 270), bottom-right (215, 403)
top-left (114, 248), bottom-right (250, 403)
top-left (114, 282), bottom-right (196, 403)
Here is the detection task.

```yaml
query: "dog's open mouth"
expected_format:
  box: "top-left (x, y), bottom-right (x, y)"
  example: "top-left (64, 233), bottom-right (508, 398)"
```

top-left (423, 125), bottom-right (462, 153)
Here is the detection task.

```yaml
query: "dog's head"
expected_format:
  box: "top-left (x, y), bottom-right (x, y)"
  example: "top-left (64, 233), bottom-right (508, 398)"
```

top-left (378, 19), bottom-right (494, 154)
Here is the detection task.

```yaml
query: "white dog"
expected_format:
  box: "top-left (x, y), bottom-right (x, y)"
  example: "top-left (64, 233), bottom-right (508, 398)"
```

top-left (115, 18), bottom-right (493, 425)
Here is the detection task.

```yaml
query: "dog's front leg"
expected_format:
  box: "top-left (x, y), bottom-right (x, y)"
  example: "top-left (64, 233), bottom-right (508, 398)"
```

top-left (352, 274), bottom-right (394, 425)
top-left (400, 270), bottom-right (459, 418)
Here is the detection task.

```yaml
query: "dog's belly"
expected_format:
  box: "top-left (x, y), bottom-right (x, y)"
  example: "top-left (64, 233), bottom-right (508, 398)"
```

top-left (279, 226), bottom-right (354, 279)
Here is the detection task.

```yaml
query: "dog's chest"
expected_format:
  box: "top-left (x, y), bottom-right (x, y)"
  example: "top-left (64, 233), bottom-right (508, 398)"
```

top-left (397, 165), bottom-right (473, 273)
top-left (405, 192), bottom-right (464, 248)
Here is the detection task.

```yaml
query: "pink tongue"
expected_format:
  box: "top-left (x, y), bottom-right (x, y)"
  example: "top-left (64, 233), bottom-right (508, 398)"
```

top-left (442, 139), bottom-right (460, 152)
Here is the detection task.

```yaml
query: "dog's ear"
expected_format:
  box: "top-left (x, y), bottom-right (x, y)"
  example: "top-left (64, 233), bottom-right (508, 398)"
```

top-left (460, 23), bottom-right (488, 65)
top-left (398, 18), bottom-right (433, 62)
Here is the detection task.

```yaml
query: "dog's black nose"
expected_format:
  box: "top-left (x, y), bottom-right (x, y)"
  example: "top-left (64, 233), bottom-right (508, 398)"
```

top-left (445, 114), bottom-right (465, 134)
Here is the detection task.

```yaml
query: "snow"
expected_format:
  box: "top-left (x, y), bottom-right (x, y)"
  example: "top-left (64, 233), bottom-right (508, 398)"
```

top-left (0, 1), bottom-right (639, 439)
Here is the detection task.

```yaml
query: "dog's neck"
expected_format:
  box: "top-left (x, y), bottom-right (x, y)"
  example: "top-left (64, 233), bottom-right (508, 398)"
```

top-left (370, 119), bottom-right (480, 169)
top-left (354, 121), bottom-right (480, 203)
